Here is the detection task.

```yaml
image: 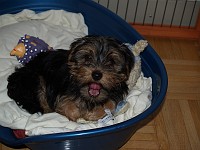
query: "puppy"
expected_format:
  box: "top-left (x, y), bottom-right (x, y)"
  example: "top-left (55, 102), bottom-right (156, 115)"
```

top-left (7, 35), bottom-right (135, 121)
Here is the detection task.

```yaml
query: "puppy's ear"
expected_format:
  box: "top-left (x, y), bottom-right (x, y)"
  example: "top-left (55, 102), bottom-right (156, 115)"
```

top-left (68, 36), bottom-right (87, 63)
top-left (70, 37), bottom-right (86, 50)
top-left (120, 44), bottom-right (135, 78)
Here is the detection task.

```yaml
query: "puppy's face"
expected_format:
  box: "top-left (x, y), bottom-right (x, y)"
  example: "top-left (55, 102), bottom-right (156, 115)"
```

top-left (68, 36), bottom-right (134, 103)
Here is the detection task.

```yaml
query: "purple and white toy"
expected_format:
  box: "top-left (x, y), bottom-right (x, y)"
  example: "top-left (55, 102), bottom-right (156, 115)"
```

top-left (10, 34), bottom-right (53, 65)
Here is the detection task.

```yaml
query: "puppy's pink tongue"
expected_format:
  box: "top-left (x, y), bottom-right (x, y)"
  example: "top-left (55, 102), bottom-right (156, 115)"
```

top-left (88, 83), bottom-right (101, 97)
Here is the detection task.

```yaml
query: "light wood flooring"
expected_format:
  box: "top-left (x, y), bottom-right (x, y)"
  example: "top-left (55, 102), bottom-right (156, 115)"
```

top-left (1, 37), bottom-right (200, 150)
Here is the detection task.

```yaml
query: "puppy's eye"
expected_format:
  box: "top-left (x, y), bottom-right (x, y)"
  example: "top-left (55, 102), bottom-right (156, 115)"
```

top-left (104, 59), bottom-right (115, 68)
top-left (104, 57), bottom-right (123, 71)
top-left (84, 55), bottom-right (93, 66)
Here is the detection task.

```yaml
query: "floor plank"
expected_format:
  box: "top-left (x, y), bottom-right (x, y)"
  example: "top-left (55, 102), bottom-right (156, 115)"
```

top-left (179, 100), bottom-right (200, 149)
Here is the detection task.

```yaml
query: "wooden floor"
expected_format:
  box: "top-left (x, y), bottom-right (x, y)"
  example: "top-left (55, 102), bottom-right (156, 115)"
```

top-left (1, 37), bottom-right (200, 150)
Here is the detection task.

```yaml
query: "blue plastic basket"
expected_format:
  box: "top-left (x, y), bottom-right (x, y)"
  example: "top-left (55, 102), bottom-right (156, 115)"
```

top-left (0, 0), bottom-right (168, 150)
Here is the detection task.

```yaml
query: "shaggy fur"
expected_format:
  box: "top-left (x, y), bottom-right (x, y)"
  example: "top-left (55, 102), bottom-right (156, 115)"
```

top-left (7, 35), bottom-right (135, 121)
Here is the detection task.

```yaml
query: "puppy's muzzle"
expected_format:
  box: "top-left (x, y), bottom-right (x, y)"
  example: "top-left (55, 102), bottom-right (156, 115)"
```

top-left (89, 70), bottom-right (103, 97)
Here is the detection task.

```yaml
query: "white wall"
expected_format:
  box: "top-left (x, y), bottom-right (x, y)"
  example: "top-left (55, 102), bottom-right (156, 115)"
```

top-left (94, 0), bottom-right (200, 27)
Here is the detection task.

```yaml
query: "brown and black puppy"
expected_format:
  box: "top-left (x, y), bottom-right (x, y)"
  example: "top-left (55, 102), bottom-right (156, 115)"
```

top-left (7, 35), bottom-right (135, 121)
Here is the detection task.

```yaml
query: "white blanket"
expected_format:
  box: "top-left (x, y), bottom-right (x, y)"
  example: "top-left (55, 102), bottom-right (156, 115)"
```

top-left (0, 9), bottom-right (152, 136)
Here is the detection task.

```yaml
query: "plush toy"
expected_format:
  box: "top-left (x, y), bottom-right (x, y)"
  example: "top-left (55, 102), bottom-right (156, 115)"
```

top-left (126, 40), bottom-right (148, 90)
top-left (10, 34), bottom-right (53, 65)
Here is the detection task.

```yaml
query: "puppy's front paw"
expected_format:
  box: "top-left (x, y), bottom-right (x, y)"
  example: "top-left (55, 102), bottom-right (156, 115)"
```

top-left (84, 106), bottom-right (107, 121)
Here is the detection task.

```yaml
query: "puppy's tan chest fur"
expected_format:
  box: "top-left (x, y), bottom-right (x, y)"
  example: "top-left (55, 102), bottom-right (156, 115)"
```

top-left (55, 96), bottom-right (116, 121)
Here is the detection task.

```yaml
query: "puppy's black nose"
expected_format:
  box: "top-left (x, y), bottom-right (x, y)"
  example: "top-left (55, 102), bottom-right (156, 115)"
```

top-left (92, 71), bottom-right (103, 81)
